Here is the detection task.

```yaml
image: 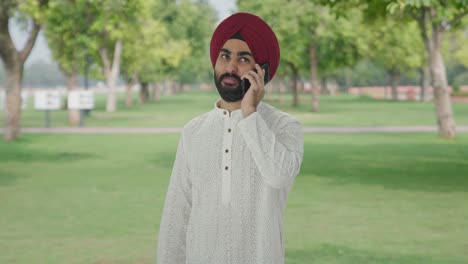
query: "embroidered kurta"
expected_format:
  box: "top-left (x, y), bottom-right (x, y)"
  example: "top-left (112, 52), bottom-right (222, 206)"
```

top-left (157, 101), bottom-right (304, 264)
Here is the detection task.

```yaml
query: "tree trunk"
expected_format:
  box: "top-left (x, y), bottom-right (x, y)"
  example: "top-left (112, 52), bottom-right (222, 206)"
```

top-left (65, 69), bottom-right (80, 126)
top-left (174, 82), bottom-right (181, 94)
top-left (3, 65), bottom-right (23, 140)
top-left (0, 13), bottom-right (41, 141)
top-left (152, 82), bottom-right (161, 102)
top-left (390, 70), bottom-right (400, 101)
top-left (418, 8), bottom-right (456, 139)
top-left (321, 76), bottom-right (328, 95)
top-left (99, 39), bottom-right (122, 113)
top-left (164, 80), bottom-right (173, 96)
top-left (279, 79), bottom-right (285, 104)
top-left (298, 79), bottom-right (304, 93)
top-left (342, 68), bottom-right (351, 93)
top-left (125, 74), bottom-right (137, 108)
top-left (125, 82), bottom-right (133, 108)
top-left (419, 63), bottom-right (430, 102)
top-left (309, 43), bottom-right (320, 112)
top-left (430, 31), bottom-right (456, 139)
top-left (289, 63), bottom-right (299, 107)
top-left (139, 82), bottom-right (149, 104)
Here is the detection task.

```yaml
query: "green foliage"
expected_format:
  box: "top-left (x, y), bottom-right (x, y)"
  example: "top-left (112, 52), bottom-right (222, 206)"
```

top-left (386, 0), bottom-right (468, 26)
top-left (452, 71), bottom-right (468, 86)
top-left (120, 1), bottom-right (187, 83)
top-left (17, 0), bottom-right (49, 23)
top-left (155, 0), bottom-right (217, 83)
top-left (44, 0), bottom-right (92, 74)
top-left (239, 0), bottom-right (309, 76)
top-left (239, 0), bottom-right (366, 79)
top-left (367, 18), bottom-right (423, 74)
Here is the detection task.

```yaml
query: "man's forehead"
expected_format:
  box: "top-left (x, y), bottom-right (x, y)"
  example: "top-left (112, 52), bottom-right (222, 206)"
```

top-left (221, 39), bottom-right (252, 53)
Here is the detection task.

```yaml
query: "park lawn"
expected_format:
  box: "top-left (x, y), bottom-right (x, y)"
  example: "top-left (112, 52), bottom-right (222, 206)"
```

top-left (1, 133), bottom-right (467, 263)
top-left (5, 89), bottom-right (468, 128)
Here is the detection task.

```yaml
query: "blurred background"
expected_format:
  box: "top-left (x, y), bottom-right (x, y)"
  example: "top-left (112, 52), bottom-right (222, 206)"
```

top-left (1, 0), bottom-right (467, 263)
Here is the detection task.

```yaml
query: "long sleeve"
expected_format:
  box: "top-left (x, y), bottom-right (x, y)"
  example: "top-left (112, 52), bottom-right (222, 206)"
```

top-left (237, 112), bottom-right (304, 189)
top-left (157, 134), bottom-right (191, 264)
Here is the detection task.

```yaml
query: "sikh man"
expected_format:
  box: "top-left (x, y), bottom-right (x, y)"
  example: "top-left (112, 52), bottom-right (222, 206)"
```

top-left (157, 12), bottom-right (304, 264)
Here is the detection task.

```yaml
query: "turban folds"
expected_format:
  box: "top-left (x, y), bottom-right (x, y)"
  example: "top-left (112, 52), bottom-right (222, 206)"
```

top-left (210, 12), bottom-right (280, 82)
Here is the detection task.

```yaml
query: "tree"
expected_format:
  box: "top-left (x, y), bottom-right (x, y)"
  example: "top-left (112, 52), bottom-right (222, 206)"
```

top-left (239, 0), bottom-right (365, 111)
top-left (45, 0), bottom-right (92, 126)
top-left (155, 0), bottom-right (217, 89)
top-left (0, 0), bottom-right (49, 141)
top-left (367, 19), bottom-right (422, 100)
top-left (328, 0), bottom-right (468, 138)
top-left (384, 1), bottom-right (467, 138)
top-left (239, 0), bottom-right (309, 107)
top-left (86, 0), bottom-right (144, 113)
top-left (120, 12), bottom-right (189, 105)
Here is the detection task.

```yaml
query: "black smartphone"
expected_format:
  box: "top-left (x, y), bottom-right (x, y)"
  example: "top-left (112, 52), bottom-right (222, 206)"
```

top-left (241, 63), bottom-right (270, 95)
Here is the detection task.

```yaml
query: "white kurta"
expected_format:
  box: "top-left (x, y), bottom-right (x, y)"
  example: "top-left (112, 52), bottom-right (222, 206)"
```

top-left (157, 101), bottom-right (304, 264)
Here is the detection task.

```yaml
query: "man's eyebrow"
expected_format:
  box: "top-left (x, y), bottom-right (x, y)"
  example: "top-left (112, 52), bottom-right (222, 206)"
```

top-left (238, 51), bottom-right (253, 57)
top-left (220, 49), bottom-right (253, 57)
top-left (221, 48), bottom-right (231, 54)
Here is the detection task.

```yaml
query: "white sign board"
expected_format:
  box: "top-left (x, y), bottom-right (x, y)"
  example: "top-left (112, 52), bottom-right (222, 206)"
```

top-left (68, 90), bottom-right (94, 110)
top-left (0, 91), bottom-right (28, 110)
top-left (34, 90), bottom-right (62, 110)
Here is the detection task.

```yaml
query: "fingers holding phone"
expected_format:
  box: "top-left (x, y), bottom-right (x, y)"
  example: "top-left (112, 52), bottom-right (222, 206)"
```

top-left (241, 63), bottom-right (269, 96)
top-left (241, 63), bottom-right (269, 117)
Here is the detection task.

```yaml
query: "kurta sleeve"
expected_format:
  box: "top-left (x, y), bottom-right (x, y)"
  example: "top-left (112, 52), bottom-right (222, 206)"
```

top-left (237, 112), bottom-right (304, 189)
top-left (157, 133), bottom-right (191, 264)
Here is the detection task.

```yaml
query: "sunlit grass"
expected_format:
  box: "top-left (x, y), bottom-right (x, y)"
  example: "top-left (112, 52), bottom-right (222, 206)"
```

top-left (1, 133), bottom-right (467, 263)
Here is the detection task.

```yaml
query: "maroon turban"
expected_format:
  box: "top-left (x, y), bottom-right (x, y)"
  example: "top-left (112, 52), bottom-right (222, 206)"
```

top-left (210, 12), bottom-right (280, 82)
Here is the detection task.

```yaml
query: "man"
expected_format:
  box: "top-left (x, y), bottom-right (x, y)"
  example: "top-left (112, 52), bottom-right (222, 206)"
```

top-left (157, 12), bottom-right (304, 264)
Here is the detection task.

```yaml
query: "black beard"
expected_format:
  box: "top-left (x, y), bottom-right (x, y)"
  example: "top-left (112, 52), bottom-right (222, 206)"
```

top-left (214, 71), bottom-right (244, 102)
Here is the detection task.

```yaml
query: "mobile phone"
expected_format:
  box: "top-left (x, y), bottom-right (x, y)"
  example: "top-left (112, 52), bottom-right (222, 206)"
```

top-left (241, 63), bottom-right (270, 95)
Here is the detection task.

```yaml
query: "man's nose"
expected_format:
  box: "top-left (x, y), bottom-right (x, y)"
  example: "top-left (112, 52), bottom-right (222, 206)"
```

top-left (225, 60), bottom-right (238, 74)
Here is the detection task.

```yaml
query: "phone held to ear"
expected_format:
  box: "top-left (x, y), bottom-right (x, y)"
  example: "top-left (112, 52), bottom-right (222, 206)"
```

top-left (241, 63), bottom-right (270, 96)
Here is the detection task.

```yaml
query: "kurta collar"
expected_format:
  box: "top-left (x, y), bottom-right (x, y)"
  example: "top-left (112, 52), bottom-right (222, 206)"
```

top-left (213, 99), bottom-right (264, 119)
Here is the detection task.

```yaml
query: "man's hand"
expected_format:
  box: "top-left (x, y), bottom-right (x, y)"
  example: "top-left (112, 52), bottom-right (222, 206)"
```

top-left (241, 64), bottom-right (265, 117)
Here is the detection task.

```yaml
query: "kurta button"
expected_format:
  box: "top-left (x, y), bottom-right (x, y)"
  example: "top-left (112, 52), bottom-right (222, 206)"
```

top-left (225, 149), bottom-right (229, 153)
top-left (223, 111), bottom-right (227, 115)
top-left (225, 166), bottom-right (229, 170)
top-left (228, 128), bottom-right (231, 133)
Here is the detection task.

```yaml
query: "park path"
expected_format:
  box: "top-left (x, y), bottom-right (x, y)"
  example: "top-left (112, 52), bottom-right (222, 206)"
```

top-left (7, 126), bottom-right (468, 134)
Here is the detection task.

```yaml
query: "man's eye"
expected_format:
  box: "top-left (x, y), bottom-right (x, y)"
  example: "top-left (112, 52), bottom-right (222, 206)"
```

top-left (239, 57), bottom-right (250, 63)
top-left (220, 54), bottom-right (229, 60)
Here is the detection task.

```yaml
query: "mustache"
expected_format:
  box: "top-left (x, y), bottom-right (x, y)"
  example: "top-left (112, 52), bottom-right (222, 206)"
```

top-left (218, 73), bottom-right (242, 84)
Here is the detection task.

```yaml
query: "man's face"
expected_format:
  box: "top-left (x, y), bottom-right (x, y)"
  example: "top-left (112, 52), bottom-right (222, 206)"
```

top-left (214, 39), bottom-right (256, 102)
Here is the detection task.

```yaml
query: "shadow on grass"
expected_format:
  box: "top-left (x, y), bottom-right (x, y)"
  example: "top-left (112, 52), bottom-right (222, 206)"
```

top-left (0, 138), bottom-right (96, 185)
top-left (301, 140), bottom-right (468, 193)
top-left (147, 151), bottom-right (177, 170)
top-left (0, 168), bottom-right (25, 186)
top-left (286, 244), bottom-right (462, 264)
top-left (0, 144), bottom-right (96, 163)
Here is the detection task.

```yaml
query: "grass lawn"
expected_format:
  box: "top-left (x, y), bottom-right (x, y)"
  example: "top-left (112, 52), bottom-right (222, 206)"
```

top-left (5, 89), bottom-right (468, 128)
top-left (1, 133), bottom-right (467, 263)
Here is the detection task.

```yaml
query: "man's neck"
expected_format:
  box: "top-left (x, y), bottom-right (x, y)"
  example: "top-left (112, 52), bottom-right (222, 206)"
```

top-left (218, 99), bottom-right (241, 113)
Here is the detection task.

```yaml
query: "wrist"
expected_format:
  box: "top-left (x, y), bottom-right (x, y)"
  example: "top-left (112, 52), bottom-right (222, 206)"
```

top-left (242, 106), bottom-right (256, 118)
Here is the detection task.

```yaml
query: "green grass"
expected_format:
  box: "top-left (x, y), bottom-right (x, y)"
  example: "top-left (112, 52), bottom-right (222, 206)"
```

top-left (5, 89), bottom-right (468, 127)
top-left (1, 133), bottom-right (468, 263)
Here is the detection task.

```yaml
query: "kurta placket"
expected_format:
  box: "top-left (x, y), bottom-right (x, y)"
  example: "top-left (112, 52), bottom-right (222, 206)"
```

top-left (222, 110), bottom-right (234, 205)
